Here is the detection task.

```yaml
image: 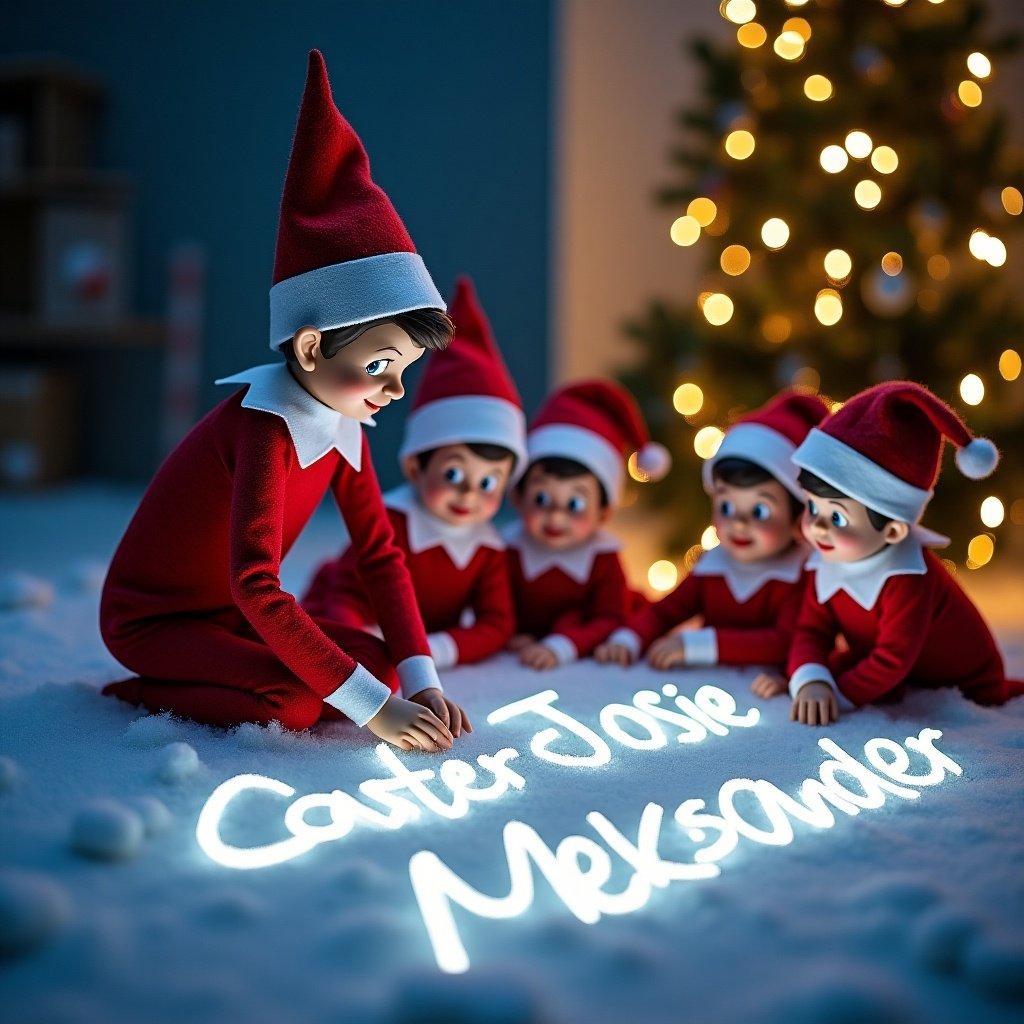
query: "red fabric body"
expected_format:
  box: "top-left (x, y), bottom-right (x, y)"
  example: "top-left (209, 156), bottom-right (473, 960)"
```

top-left (100, 388), bottom-right (429, 725)
top-left (302, 508), bottom-right (515, 665)
top-left (787, 549), bottom-right (1013, 705)
top-left (625, 572), bottom-right (806, 669)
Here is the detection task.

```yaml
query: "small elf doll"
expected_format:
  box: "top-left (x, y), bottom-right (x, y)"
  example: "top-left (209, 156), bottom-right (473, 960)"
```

top-left (504, 380), bottom-right (670, 670)
top-left (596, 391), bottom-right (827, 687)
top-left (785, 381), bottom-right (1023, 726)
top-left (100, 51), bottom-right (466, 752)
top-left (302, 275), bottom-right (527, 668)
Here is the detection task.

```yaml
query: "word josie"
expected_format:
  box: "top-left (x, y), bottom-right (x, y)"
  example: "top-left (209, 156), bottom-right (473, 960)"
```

top-left (195, 685), bottom-right (963, 974)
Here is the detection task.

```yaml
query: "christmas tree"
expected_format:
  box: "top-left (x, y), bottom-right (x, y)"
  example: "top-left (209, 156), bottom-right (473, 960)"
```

top-left (621, 0), bottom-right (1023, 585)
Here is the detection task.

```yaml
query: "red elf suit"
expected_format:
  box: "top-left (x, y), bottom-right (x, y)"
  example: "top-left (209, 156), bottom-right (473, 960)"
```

top-left (787, 381), bottom-right (1023, 708)
top-left (505, 381), bottom-right (669, 664)
top-left (606, 391), bottom-right (827, 669)
top-left (302, 275), bottom-right (527, 668)
top-left (99, 50), bottom-right (447, 731)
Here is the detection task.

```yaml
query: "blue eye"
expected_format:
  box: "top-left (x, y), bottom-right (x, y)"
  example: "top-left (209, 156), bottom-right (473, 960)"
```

top-left (807, 499), bottom-right (818, 517)
top-left (719, 500), bottom-right (735, 517)
top-left (752, 502), bottom-right (771, 522)
top-left (480, 475), bottom-right (498, 494)
top-left (567, 495), bottom-right (587, 514)
top-left (831, 510), bottom-right (848, 528)
top-left (444, 466), bottom-right (465, 485)
top-left (365, 358), bottom-right (390, 377)
top-left (532, 490), bottom-right (552, 508)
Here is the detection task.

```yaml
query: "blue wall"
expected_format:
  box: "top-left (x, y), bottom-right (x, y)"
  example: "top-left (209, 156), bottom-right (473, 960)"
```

top-left (2, 0), bottom-right (553, 486)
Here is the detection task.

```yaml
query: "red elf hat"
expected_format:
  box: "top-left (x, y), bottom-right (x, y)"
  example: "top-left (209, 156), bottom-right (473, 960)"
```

top-left (268, 50), bottom-right (444, 350)
top-left (527, 380), bottom-right (670, 506)
top-left (703, 390), bottom-right (830, 499)
top-left (398, 276), bottom-right (527, 479)
top-left (793, 380), bottom-right (998, 523)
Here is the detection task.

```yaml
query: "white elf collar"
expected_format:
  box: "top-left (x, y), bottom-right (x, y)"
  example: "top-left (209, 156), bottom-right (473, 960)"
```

top-left (692, 541), bottom-right (809, 604)
top-left (501, 521), bottom-right (622, 584)
top-left (384, 485), bottom-right (505, 570)
top-left (810, 525), bottom-right (949, 610)
top-left (216, 363), bottom-right (373, 471)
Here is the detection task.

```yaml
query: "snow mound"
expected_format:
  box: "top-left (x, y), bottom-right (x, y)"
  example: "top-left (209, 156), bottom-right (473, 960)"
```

top-left (963, 931), bottom-right (1024, 999)
top-left (844, 874), bottom-right (944, 915)
top-left (910, 906), bottom-right (978, 973)
top-left (123, 712), bottom-right (184, 748)
top-left (194, 889), bottom-right (265, 927)
top-left (70, 799), bottom-right (145, 861)
top-left (0, 572), bottom-right (54, 610)
top-left (157, 741), bottom-right (201, 783)
top-left (769, 968), bottom-right (914, 1024)
top-left (0, 753), bottom-right (19, 792)
top-left (129, 795), bottom-right (173, 836)
top-left (0, 867), bottom-right (72, 958)
top-left (390, 969), bottom-right (551, 1024)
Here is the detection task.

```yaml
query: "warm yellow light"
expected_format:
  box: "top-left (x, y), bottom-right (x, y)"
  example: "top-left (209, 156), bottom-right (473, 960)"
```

top-left (980, 497), bottom-right (1005, 529)
top-left (627, 452), bottom-right (650, 483)
top-left (828, 400), bottom-right (844, 414)
top-left (881, 252), bottom-right (903, 276)
top-left (700, 525), bottom-right (721, 551)
top-left (1002, 187), bottom-right (1023, 216)
top-left (724, 0), bottom-right (757, 24)
top-left (673, 382), bottom-right (705, 416)
top-left (687, 197), bottom-right (718, 227)
top-left (968, 229), bottom-right (990, 260)
top-left (959, 373), bottom-right (984, 406)
top-left (703, 293), bottom-right (735, 326)
top-left (845, 131), bottom-right (873, 159)
top-left (804, 74), bottom-right (833, 101)
top-left (820, 145), bottom-right (849, 173)
top-left (967, 52), bottom-right (991, 79)
top-left (824, 249), bottom-right (852, 280)
top-left (683, 545), bottom-right (704, 572)
top-left (761, 217), bottom-right (790, 249)
top-left (694, 427), bottom-right (725, 460)
top-left (855, 180), bottom-right (882, 209)
top-left (927, 254), bottom-right (950, 280)
top-left (761, 314), bottom-right (791, 344)
top-left (783, 17), bottom-right (811, 41)
top-left (784, 0), bottom-right (809, 6)
top-left (737, 22), bottom-right (768, 48)
top-left (999, 349), bottom-right (1022, 381)
top-left (725, 130), bottom-right (756, 160)
top-left (720, 244), bottom-right (751, 275)
top-left (985, 237), bottom-right (1006, 267)
top-left (814, 288), bottom-right (843, 326)
top-left (670, 215), bottom-right (701, 246)
top-left (958, 81), bottom-right (983, 107)
top-left (883, 0), bottom-right (908, 6)
top-left (966, 534), bottom-right (994, 569)
top-left (774, 31), bottom-right (805, 61)
top-left (648, 560), bottom-right (679, 592)
top-left (870, 146), bottom-right (898, 174)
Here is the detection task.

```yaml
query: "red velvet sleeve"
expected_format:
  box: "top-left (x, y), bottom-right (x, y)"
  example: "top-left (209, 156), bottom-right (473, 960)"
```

top-left (787, 580), bottom-right (840, 679)
top-left (626, 573), bottom-right (702, 650)
top-left (446, 547), bottom-right (516, 664)
top-left (714, 577), bottom-right (806, 669)
top-left (550, 553), bottom-right (630, 657)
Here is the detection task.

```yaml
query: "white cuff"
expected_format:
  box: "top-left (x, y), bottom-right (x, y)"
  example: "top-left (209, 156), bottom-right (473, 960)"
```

top-left (789, 662), bottom-right (837, 699)
top-left (682, 627), bottom-right (718, 665)
top-left (323, 663), bottom-right (392, 727)
top-left (541, 634), bottom-right (578, 665)
top-left (397, 655), bottom-right (444, 698)
top-left (608, 628), bottom-right (642, 660)
top-left (427, 632), bottom-right (459, 670)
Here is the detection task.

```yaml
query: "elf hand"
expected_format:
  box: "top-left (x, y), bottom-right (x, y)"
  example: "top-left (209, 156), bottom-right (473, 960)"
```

top-left (508, 633), bottom-right (535, 653)
top-left (750, 671), bottom-right (788, 699)
top-left (594, 641), bottom-right (635, 666)
top-left (518, 642), bottom-right (559, 671)
top-left (790, 681), bottom-right (838, 726)
top-left (646, 634), bottom-right (686, 670)
top-left (411, 687), bottom-right (473, 739)
top-left (366, 693), bottom-right (454, 752)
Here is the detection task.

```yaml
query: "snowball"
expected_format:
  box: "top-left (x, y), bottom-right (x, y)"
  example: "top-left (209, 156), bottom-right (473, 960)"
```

top-left (128, 795), bottom-right (173, 836)
top-left (0, 867), bottom-right (72, 958)
top-left (0, 754), bottom-right (19, 792)
top-left (0, 572), bottom-right (54, 611)
top-left (963, 931), bottom-right (1024, 998)
top-left (157, 741), bottom-right (200, 783)
top-left (909, 906), bottom-right (977, 974)
top-left (70, 799), bottom-right (145, 861)
top-left (391, 970), bottom-right (547, 1024)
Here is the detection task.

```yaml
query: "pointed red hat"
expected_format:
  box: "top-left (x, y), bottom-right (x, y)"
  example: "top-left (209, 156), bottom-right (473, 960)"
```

top-left (527, 379), bottom-right (670, 505)
top-left (398, 277), bottom-right (527, 476)
top-left (703, 390), bottom-right (830, 499)
top-left (268, 50), bottom-right (444, 350)
top-left (793, 380), bottom-right (998, 523)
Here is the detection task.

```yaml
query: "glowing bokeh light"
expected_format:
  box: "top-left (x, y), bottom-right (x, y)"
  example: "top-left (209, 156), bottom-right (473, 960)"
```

top-left (870, 146), bottom-right (898, 174)
top-left (820, 145), bottom-right (849, 173)
top-left (762, 314), bottom-right (792, 344)
top-left (721, 244), bottom-right (752, 275)
top-left (761, 218), bottom-right (790, 249)
top-left (804, 74), bottom-right (833, 101)
top-left (688, 197), bottom-right (718, 227)
top-left (881, 252), bottom-right (903, 276)
top-left (959, 373), bottom-right (984, 406)
top-left (700, 524), bottom-right (721, 550)
top-left (968, 229), bottom-right (990, 260)
top-left (648, 560), bottom-right (679, 593)
top-left (958, 81), bottom-right (982, 107)
top-left (738, 23), bottom-right (768, 48)
top-left (774, 31), bottom-right (805, 61)
top-left (999, 349), bottom-right (1021, 381)
top-left (966, 52), bottom-right (991, 79)
top-left (703, 293), bottom-right (735, 326)
top-left (670, 216), bottom-right (701, 247)
top-left (724, 0), bottom-right (757, 24)
top-left (985, 237), bottom-right (1006, 267)
top-left (855, 180), bottom-right (882, 209)
top-left (966, 534), bottom-right (994, 569)
top-left (673, 382), bottom-right (705, 416)
top-left (725, 130), bottom-right (756, 160)
top-left (927, 255), bottom-right (950, 281)
top-left (824, 249), bottom-right (852, 280)
top-left (627, 452), bottom-right (650, 484)
top-left (783, 17), bottom-right (811, 41)
top-left (814, 289), bottom-right (843, 325)
top-left (844, 131), bottom-right (873, 159)
top-left (980, 497), bottom-right (1004, 529)
top-left (694, 427), bottom-right (725, 460)
top-left (1002, 187), bottom-right (1023, 216)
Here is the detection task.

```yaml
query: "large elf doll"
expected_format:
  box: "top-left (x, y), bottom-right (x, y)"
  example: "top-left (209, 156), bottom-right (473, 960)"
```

top-left (100, 51), bottom-right (466, 751)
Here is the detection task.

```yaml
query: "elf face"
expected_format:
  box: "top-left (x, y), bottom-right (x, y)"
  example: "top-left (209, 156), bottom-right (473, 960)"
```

top-left (801, 493), bottom-right (904, 562)
top-left (405, 445), bottom-right (513, 527)
top-left (292, 322), bottom-right (424, 420)
top-left (711, 478), bottom-right (798, 563)
top-left (517, 465), bottom-right (610, 550)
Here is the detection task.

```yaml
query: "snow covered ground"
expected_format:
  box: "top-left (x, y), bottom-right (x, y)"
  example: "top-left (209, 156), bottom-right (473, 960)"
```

top-left (2, 484), bottom-right (1023, 1024)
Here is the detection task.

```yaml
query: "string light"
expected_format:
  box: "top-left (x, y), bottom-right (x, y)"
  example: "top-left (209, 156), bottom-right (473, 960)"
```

top-left (844, 131), bottom-right (873, 159)
top-left (980, 497), bottom-right (1004, 529)
top-left (959, 374), bottom-right (984, 406)
top-left (814, 289), bottom-right (843, 325)
top-left (761, 218), bottom-right (790, 249)
top-left (703, 293), bottom-right (735, 325)
top-left (648, 560), bottom-right (679, 592)
top-left (804, 75), bottom-right (832, 101)
top-left (721, 244), bottom-right (751, 275)
top-left (670, 216), bottom-right (701, 246)
top-left (723, 0), bottom-right (757, 25)
top-left (1002, 187), bottom-right (1023, 216)
top-left (999, 349), bottom-right (1021, 381)
top-left (985, 237), bottom-right (1006, 267)
top-left (854, 180), bottom-right (882, 209)
top-left (966, 53), bottom-right (991, 79)
top-left (968, 229), bottom-right (990, 260)
top-left (958, 81), bottom-right (982, 107)
top-left (824, 249), bottom-right (852, 280)
top-left (870, 146), bottom-right (898, 174)
top-left (820, 145), bottom-right (848, 173)
top-left (725, 130), bottom-right (756, 160)
top-left (687, 197), bottom-right (718, 226)
top-left (673, 383), bottom-right (705, 416)
top-left (774, 31), bottom-right (805, 61)
top-left (738, 23), bottom-right (768, 48)
top-left (966, 534), bottom-right (994, 569)
top-left (694, 427), bottom-right (725, 459)
top-left (700, 525), bottom-right (721, 550)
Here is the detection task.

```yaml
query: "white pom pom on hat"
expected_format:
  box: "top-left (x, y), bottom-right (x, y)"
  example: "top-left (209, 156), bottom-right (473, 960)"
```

top-left (636, 442), bottom-right (672, 481)
top-left (956, 437), bottom-right (999, 480)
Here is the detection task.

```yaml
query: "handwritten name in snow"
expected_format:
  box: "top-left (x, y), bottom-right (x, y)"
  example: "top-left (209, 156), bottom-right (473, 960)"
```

top-left (195, 684), bottom-right (754, 870)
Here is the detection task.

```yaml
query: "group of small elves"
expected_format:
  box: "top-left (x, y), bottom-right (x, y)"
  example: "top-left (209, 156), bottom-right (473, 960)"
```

top-left (100, 52), bottom-right (1022, 754)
